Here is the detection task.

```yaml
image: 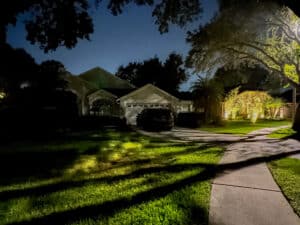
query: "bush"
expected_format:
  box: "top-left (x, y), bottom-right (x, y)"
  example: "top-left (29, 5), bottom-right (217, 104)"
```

top-left (176, 112), bottom-right (205, 128)
top-left (137, 108), bottom-right (174, 131)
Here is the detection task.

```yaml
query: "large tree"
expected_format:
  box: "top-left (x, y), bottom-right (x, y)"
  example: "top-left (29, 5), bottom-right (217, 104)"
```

top-left (187, 1), bottom-right (300, 127)
top-left (214, 65), bottom-right (283, 94)
top-left (187, 1), bottom-right (300, 89)
top-left (2, 0), bottom-right (300, 52)
top-left (1, 0), bottom-right (202, 52)
top-left (116, 53), bottom-right (188, 94)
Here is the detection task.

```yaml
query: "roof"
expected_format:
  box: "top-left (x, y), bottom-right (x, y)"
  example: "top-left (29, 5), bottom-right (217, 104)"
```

top-left (64, 73), bottom-right (98, 96)
top-left (118, 83), bottom-right (179, 102)
top-left (79, 67), bottom-right (135, 90)
top-left (87, 89), bottom-right (117, 99)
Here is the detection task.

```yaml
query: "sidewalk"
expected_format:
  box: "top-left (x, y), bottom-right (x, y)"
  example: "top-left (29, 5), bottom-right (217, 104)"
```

top-left (209, 127), bottom-right (300, 225)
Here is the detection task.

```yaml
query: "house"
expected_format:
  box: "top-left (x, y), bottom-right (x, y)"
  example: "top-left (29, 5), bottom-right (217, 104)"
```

top-left (118, 84), bottom-right (193, 125)
top-left (65, 67), bottom-right (194, 125)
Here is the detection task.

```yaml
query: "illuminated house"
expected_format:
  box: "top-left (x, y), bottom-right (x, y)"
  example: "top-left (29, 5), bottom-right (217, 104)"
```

top-left (65, 67), bottom-right (194, 125)
top-left (118, 84), bottom-right (193, 125)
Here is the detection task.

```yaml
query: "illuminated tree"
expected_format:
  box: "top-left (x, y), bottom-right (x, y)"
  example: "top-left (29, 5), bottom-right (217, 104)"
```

top-left (187, 1), bottom-right (300, 89)
top-left (187, 1), bottom-right (300, 127)
top-left (224, 90), bottom-right (281, 123)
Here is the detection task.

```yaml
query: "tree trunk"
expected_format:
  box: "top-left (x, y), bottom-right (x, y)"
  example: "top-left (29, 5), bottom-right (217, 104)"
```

top-left (292, 104), bottom-right (300, 132)
top-left (292, 87), bottom-right (300, 132)
top-left (292, 87), bottom-right (297, 120)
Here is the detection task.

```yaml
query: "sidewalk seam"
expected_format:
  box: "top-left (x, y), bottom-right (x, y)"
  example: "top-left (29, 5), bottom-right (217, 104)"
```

top-left (212, 182), bottom-right (281, 192)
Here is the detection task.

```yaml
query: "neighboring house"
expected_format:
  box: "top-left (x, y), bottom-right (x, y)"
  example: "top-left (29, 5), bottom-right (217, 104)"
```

top-left (118, 84), bottom-right (193, 125)
top-left (65, 67), bottom-right (194, 125)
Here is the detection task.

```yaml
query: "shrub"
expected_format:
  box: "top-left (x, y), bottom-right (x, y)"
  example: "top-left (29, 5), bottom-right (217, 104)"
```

top-left (137, 108), bottom-right (174, 131)
top-left (176, 112), bottom-right (205, 128)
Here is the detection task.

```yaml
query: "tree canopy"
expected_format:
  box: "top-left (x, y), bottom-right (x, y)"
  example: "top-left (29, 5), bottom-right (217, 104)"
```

top-left (2, 0), bottom-right (300, 52)
top-left (187, 1), bottom-right (300, 90)
top-left (1, 0), bottom-right (202, 52)
top-left (214, 65), bottom-right (283, 94)
top-left (116, 53), bottom-right (188, 94)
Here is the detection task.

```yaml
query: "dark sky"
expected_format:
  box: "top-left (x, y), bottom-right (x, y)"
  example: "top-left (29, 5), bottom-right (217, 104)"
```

top-left (7, 0), bottom-right (218, 91)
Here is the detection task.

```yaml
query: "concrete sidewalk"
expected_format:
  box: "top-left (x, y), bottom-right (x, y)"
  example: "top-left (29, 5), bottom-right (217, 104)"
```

top-left (209, 128), bottom-right (300, 225)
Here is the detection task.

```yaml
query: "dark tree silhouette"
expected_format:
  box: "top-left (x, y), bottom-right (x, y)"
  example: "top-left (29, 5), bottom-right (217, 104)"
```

top-left (0, 44), bottom-right (38, 100)
top-left (35, 60), bottom-right (68, 92)
top-left (1, 0), bottom-right (202, 52)
top-left (1, 1), bottom-right (299, 52)
top-left (116, 53), bottom-right (188, 94)
top-left (214, 65), bottom-right (283, 94)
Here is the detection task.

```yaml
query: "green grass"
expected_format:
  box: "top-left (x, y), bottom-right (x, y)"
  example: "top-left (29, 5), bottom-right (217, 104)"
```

top-left (200, 120), bottom-right (291, 135)
top-left (267, 128), bottom-right (296, 139)
top-left (268, 158), bottom-right (300, 216)
top-left (0, 130), bottom-right (223, 225)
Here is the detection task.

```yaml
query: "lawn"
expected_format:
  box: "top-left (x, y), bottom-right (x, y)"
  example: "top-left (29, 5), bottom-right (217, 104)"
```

top-left (0, 130), bottom-right (223, 225)
top-left (267, 127), bottom-right (297, 139)
top-left (200, 120), bottom-right (291, 135)
top-left (268, 158), bottom-right (300, 216)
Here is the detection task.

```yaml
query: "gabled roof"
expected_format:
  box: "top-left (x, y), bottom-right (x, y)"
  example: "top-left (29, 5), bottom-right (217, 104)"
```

top-left (87, 89), bottom-right (117, 99)
top-left (79, 67), bottom-right (135, 90)
top-left (118, 83), bottom-right (179, 102)
top-left (64, 73), bottom-right (98, 96)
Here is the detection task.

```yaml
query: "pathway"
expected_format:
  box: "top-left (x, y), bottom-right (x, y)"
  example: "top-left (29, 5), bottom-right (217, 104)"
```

top-left (210, 127), bottom-right (300, 225)
top-left (139, 126), bottom-right (300, 225)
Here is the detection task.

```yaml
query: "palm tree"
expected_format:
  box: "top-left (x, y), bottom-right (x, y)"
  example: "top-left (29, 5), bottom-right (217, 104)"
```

top-left (192, 75), bottom-right (224, 124)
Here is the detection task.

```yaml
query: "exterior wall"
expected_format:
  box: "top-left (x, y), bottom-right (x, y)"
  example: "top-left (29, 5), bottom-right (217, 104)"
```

top-left (120, 93), bottom-right (174, 125)
top-left (176, 100), bottom-right (194, 113)
top-left (280, 103), bottom-right (299, 119)
top-left (120, 93), bottom-right (194, 125)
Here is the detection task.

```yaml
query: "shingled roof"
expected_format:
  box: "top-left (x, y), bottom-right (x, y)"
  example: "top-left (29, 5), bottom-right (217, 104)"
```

top-left (79, 67), bottom-right (135, 90)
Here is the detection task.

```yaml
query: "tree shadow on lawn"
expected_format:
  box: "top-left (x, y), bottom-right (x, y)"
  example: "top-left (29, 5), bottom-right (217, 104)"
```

top-left (0, 129), bottom-right (142, 186)
top-left (0, 144), bottom-right (215, 201)
top-left (0, 142), bottom-right (110, 187)
top-left (4, 149), bottom-right (300, 225)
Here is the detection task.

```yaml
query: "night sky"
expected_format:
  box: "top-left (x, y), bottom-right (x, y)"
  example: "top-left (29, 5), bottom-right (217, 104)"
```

top-left (7, 0), bottom-right (218, 91)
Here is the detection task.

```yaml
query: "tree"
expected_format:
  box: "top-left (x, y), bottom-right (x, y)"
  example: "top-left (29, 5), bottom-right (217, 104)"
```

top-left (116, 53), bottom-right (188, 94)
top-left (186, 1), bottom-right (300, 127)
top-left (192, 75), bottom-right (224, 124)
top-left (35, 60), bottom-right (68, 92)
top-left (1, 0), bottom-right (202, 52)
top-left (214, 65), bottom-right (283, 94)
top-left (224, 89), bottom-right (284, 122)
top-left (0, 44), bottom-right (38, 99)
top-left (2, 0), bottom-right (300, 52)
top-left (187, 1), bottom-right (300, 88)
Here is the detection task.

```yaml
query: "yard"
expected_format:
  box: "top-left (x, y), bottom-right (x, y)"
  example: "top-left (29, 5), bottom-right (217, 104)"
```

top-left (0, 130), bottom-right (223, 225)
top-left (267, 127), bottom-right (300, 216)
top-left (200, 120), bottom-right (291, 135)
top-left (268, 158), bottom-right (300, 216)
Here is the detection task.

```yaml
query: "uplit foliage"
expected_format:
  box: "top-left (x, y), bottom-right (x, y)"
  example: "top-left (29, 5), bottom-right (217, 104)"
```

top-left (0, 92), bottom-right (6, 99)
top-left (224, 90), bottom-right (284, 123)
top-left (265, 97), bottom-right (285, 119)
top-left (224, 87), bottom-right (240, 120)
top-left (187, 1), bottom-right (300, 89)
